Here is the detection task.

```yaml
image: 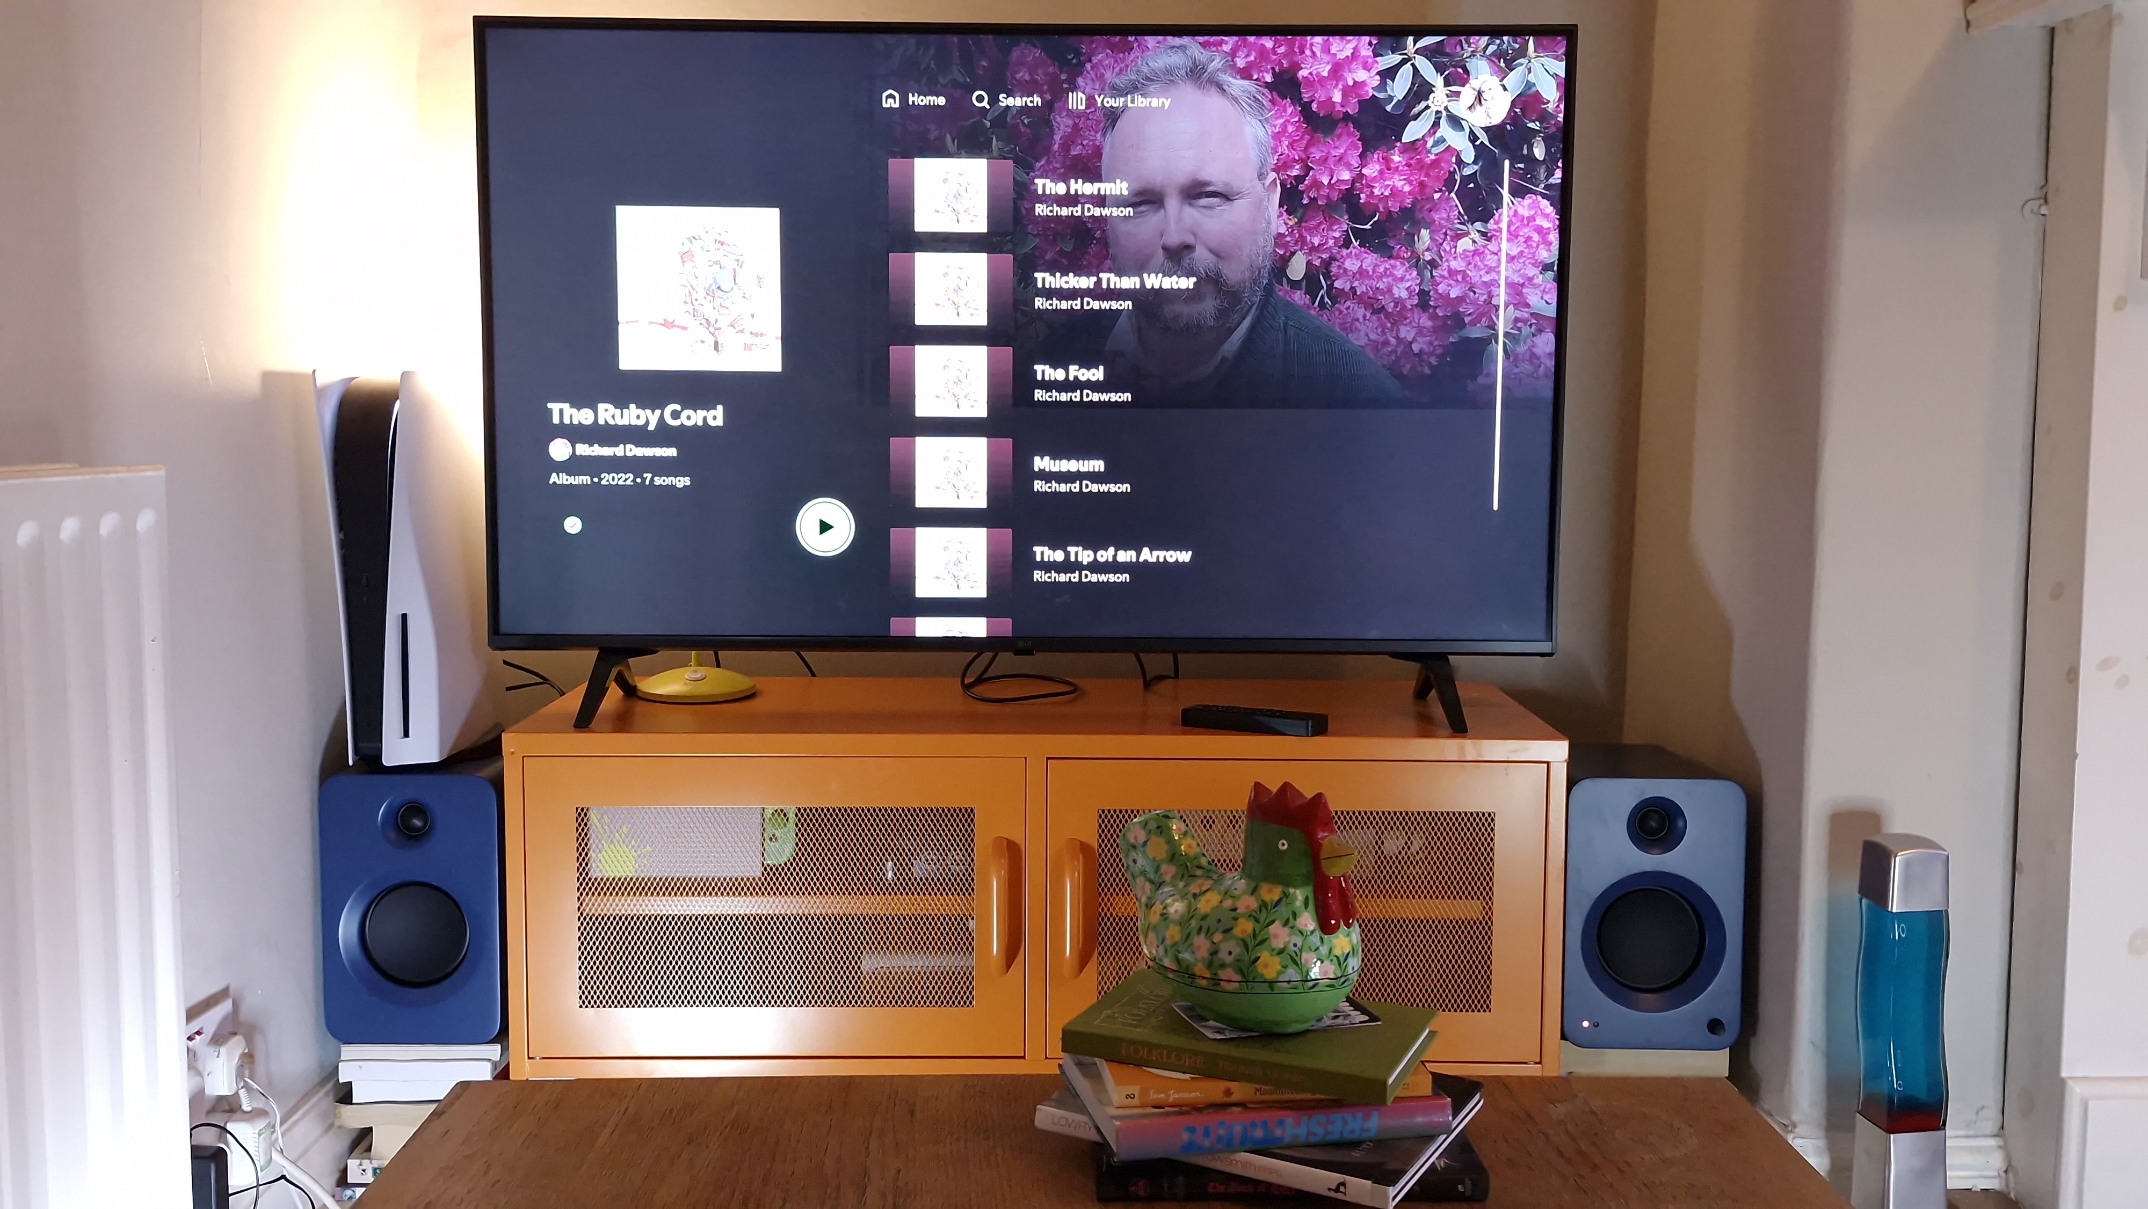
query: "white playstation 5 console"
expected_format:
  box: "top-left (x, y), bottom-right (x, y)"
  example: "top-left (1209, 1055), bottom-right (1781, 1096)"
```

top-left (315, 373), bottom-right (495, 766)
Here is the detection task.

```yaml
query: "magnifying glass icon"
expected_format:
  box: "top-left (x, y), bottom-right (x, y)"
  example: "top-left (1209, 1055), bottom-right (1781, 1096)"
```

top-left (971, 90), bottom-right (990, 109)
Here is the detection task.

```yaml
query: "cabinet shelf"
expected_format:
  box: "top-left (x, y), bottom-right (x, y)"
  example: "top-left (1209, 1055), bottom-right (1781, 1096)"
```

top-left (580, 893), bottom-right (975, 918)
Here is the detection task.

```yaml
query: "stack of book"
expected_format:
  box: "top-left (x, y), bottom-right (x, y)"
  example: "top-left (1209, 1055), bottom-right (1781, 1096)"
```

top-left (1038, 971), bottom-right (1488, 1205)
top-left (333, 1040), bottom-right (504, 1200)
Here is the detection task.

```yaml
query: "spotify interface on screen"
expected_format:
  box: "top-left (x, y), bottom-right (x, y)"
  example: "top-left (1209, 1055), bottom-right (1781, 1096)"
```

top-left (482, 24), bottom-right (1564, 643)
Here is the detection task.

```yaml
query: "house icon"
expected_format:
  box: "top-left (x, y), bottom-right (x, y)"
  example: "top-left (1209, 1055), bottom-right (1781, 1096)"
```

top-left (881, 89), bottom-right (900, 109)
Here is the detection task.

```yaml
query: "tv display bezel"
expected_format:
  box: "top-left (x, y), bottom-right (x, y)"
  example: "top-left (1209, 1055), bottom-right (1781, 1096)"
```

top-left (475, 16), bottom-right (1574, 657)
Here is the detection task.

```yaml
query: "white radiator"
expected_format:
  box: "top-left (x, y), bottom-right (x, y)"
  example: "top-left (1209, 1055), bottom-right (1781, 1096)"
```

top-left (0, 465), bottom-right (189, 1208)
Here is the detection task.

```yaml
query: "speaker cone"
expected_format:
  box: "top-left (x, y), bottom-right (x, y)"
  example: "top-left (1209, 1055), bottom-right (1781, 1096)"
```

top-left (362, 882), bottom-right (469, 987)
top-left (1595, 886), bottom-right (1703, 992)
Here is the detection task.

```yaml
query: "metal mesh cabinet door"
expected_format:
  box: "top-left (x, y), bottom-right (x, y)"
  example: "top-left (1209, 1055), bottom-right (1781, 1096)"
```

top-left (522, 756), bottom-right (1026, 1060)
top-left (1045, 759), bottom-right (1549, 1066)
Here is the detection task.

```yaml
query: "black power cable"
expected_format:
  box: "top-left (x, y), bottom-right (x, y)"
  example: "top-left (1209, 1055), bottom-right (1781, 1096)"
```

top-left (960, 651), bottom-right (1079, 703)
top-left (502, 659), bottom-right (566, 696)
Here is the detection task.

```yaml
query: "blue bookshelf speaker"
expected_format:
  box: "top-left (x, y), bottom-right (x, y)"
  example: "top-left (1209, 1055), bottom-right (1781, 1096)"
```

top-left (1564, 745), bottom-right (1746, 1050)
top-left (320, 764), bottom-right (502, 1043)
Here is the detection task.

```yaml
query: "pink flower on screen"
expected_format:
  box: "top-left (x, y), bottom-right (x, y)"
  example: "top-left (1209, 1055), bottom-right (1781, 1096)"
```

top-left (1355, 143), bottom-right (1455, 217)
top-left (1007, 44), bottom-right (1063, 99)
top-left (1428, 194), bottom-right (1562, 330)
top-left (1511, 329), bottom-right (1559, 381)
top-left (1300, 124), bottom-right (1361, 205)
top-left (1044, 101), bottom-right (1103, 175)
top-left (1294, 37), bottom-right (1381, 117)
top-left (1274, 205), bottom-right (1348, 270)
top-left (1267, 92), bottom-right (1311, 180)
top-left (1329, 246), bottom-right (1421, 312)
top-left (1416, 192), bottom-right (1468, 262)
top-left (1194, 35), bottom-right (1299, 83)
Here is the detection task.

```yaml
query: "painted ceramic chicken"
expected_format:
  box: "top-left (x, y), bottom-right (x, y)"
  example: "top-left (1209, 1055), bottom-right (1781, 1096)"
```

top-left (1120, 782), bottom-right (1362, 1033)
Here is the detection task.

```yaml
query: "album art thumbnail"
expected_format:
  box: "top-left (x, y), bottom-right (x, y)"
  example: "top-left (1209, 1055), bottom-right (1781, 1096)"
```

top-left (888, 158), bottom-right (1016, 234)
top-left (889, 617), bottom-right (1014, 638)
top-left (916, 252), bottom-right (987, 326)
top-left (916, 158), bottom-right (987, 232)
top-left (889, 345), bottom-right (1014, 417)
top-left (889, 527), bottom-right (1014, 598)
top-left (616, 205), bottom-right (782, 372)
top-left (889, 254), bottom-right (1014, 329)
top-left (889, 437), bottom-right (1014, 508)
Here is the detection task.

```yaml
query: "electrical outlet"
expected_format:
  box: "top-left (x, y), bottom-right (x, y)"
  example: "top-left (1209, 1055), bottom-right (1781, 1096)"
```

top-left (183, 989), bottom-right (236, 1097)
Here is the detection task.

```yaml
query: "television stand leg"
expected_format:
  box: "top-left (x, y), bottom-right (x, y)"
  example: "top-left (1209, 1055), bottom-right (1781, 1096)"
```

top-left (1395, 655), bottom-right (1469, 734)
top-left (574, 647), bottom-right (655, 729)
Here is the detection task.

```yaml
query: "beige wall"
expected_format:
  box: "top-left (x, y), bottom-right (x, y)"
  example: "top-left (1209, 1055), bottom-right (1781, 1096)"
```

top-left (1627, 0), bottom-right (2046, 1187)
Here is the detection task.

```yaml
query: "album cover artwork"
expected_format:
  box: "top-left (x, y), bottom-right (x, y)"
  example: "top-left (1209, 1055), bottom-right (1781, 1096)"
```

top-left (616, 205), bottom-right (782, 372)
top-left (913, 158), bottom-right (990, 233)
top-left (913, 252), bottom-right (989, 327)
top-left (914, 345), bottom-right (990, 417)
top-left (913, 437), bottom-right (989, 509)
top-left (914, 526), bottom-right (990, 598)
top-left (912, 617), bottom-right (989, 637)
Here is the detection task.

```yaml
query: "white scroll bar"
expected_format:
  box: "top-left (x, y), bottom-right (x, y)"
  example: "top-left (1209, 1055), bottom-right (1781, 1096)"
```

top-left (1493, 158), bottom-right (1511, 512)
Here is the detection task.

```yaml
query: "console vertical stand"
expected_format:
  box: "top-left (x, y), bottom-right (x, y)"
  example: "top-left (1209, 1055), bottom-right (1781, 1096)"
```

top-left (1394, 655), bottom-right (1469, 734)
top-left (574, 647), bottom-right (656, 729)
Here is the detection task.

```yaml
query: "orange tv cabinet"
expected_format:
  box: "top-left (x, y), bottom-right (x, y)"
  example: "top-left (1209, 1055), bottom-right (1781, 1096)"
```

top-left (502, 676), bottom-right (1568, 1079)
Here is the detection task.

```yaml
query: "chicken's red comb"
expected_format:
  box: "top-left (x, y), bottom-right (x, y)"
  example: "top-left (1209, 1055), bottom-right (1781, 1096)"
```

top-left (1247, 781), bottom-right (1335, 841)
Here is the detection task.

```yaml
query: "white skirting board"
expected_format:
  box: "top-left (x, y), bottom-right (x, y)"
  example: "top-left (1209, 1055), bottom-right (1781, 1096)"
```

top-left (1765, 1114), bottom-right (2006, 1190)
top-left (287, 1072), bottom-right (361, 1188)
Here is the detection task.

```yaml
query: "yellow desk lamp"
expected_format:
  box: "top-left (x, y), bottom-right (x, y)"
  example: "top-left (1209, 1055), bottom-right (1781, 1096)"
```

top-left (627, 651), bottom-right (756, 703)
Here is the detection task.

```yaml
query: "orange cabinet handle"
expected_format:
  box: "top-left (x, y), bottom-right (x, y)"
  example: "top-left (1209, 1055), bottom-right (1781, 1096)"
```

top-left (1056, 838), bottom-right (1098, 981)
top-left (985, 836), bottom-right (1021, 976)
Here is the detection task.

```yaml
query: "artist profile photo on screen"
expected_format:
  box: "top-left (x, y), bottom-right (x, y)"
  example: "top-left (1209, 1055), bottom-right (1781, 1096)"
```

top-left (884, 34), bottom-right (1567, 410)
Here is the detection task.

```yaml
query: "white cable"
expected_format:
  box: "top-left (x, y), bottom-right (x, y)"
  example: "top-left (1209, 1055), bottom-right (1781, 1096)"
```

top-left (271, 1152), bottom-right (335, 1209)
top-left (242, 1076), bottom-right (285, 1145)
top-left (240, 1076), bottom-right (334, 1208)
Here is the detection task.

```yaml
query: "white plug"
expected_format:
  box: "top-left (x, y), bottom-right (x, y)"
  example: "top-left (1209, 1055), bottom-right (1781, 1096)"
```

top-left (210, 1107), bottom-right (275, 1187)
top-left (202, 1031), bottom-right (248, 1098)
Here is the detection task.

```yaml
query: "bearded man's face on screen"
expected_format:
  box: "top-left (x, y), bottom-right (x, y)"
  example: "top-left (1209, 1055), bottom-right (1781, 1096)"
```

top-left (1100, 83), bottom-right (1280, 339)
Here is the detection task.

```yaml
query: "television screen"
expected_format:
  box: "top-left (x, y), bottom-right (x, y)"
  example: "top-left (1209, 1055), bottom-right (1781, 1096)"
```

top-left (478, 21), bottom-right (1570, 653)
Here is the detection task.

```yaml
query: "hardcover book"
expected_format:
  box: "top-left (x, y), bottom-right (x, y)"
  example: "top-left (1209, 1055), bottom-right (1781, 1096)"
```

top-left (1061, 968), bottom-right (1437, 1104)
top-left (1064, 1056), bottom-right (1454, 1161)
top-left (336, 1057), bottom-right (502, 1083)
top-left (1092, 1132), bottom-right (1489, 1203)
top-left (1102, 1059), bottom-right (1436, 1109)
top-left (1037, 1076), bottom-right (1487, 1209)
top-left (338, 1042), bottom-right (502, 1062)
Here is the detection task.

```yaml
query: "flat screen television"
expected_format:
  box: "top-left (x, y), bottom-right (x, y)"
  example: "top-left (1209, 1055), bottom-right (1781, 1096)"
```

top-left (477, 20), bottom-right (1572, 657)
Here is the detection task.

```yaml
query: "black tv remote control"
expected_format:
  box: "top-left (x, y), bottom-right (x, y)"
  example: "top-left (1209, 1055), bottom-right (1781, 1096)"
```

top-left (1180, 704), bottom-right (1329, 737)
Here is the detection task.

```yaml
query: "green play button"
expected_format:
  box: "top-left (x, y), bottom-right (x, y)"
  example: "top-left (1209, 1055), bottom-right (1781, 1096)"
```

top-left (794, 497), bottom-right (855, 556)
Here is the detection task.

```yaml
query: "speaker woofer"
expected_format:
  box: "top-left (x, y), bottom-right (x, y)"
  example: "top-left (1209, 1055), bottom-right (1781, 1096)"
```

top-left (1595, 886), bottom-right (1703, 992)
top-left (362, 882), bottom-right (469, 988)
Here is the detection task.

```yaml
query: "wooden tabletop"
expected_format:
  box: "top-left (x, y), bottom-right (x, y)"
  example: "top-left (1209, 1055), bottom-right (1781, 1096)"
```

top-left (358, 1075), bottom-right (1845, 1208)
